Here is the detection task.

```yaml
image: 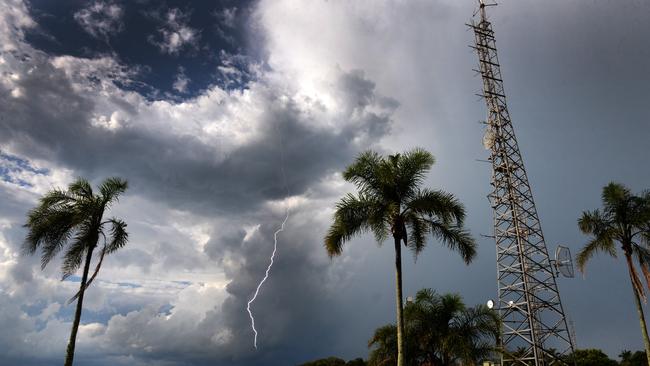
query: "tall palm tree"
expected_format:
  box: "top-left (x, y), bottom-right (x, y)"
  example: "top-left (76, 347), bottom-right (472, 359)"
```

top-left (368, 289), bottom-right (500, 366)
top-left (576, 182), bottom-right (650, 366)
top-left (23, 177), bottom-right (129, 366)
top-left (324, 149), bottom-right (477, 366)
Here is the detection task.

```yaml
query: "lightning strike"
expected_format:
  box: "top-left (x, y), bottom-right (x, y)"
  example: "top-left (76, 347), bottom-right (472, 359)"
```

top-left (245, 207), bottom-right (290, 349)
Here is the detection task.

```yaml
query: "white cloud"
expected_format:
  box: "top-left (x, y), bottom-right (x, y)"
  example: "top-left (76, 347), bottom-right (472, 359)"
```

top-left (149, 8), bottom-right (199, 55)
top-left (74, 1), bottom-right (124, 40)
top-left (0, 0), bottom-right (35, 52)
top-left (172, 66), bottom-right (190, 93)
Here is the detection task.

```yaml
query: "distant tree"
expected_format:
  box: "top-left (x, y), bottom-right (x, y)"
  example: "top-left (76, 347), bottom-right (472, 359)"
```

top-left (619, 349), bottom-right (648, 366)
top-left (368, 289), bottom-right (499, 366)
top-left (23, 177), bottom-right (129, 366)
top-left (576, 183), bottom-right (650, 365)
top-left (345, 358), bottom-right (368, 366)
top-left (298, 357), bottom-right (346, 366)
top-left (298, 357), bottom-right (367, 366)
top-left (563, 349), bottom-right (617, 366)
top-left (325, 149), bottom-right (476, 366)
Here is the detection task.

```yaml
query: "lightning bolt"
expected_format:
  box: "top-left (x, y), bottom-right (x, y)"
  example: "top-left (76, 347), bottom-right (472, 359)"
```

top-left (246, 207), bottom-right (290, 349)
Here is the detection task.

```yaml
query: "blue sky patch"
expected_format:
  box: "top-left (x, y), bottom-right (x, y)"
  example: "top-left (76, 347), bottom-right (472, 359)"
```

top-left (25, 0), bottom-right (258, 99)
top-left (0, 151), bottom-right (49, 187)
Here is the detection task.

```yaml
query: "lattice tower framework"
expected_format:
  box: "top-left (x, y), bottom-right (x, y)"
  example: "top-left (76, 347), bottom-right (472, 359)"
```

top-left (469, 2), bottom-right (576, 365)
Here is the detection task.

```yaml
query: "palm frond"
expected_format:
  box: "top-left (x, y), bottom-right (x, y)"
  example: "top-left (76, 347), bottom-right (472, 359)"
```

top-left (61, 219), bottom-right (99, 279)
top-left (404, 212), bottom-right (428, 256)
top-left (395, 148), bottom-right (435, 200)
top-left (324, 194), bottom-right (385, 257)
top-left (368, 324), bottom-right (398, 366)
top-left (577, 209), bottom-right (610, 235)
top-left (342, 151), bottom-right (383, 195)
top-left (61, 238), bottom-right (87, 280)
top-left (414, 288), bottom-right (439, 307)
top-left (633, 244), bottom-right (650, 290)
top-left (440, 293), bottom-right (465, 317)
top-left (39, 189), bottom-right (77, 208)
top-left (427, 220), bottom-right (477, 264)
top-left (602, 182), bottom-right (631, 213)
top-left (406, 189), bottom-right (466, 226)
top-left (69, 178), bottom-right (93, 199)
top-left (23, 206), bottom-right (78, 264)
top-left (105, 218), bottom-right (129, 254)
top-left (576, 235), bottom-right (616, 273)
top-left (99, 177), bottom-right (128, 206)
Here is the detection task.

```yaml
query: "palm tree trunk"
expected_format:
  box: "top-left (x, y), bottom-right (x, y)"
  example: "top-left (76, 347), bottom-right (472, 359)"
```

top-left (625, 253), bottom-right (650, 366)
top-left (394, 236), bottom-right (406, 366)
top-left (64, 246), bottom-right (94, 366)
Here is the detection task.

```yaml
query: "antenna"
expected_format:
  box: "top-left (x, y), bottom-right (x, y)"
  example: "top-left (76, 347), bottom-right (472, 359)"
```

top-left (554, 245), bottom-right (575, 278)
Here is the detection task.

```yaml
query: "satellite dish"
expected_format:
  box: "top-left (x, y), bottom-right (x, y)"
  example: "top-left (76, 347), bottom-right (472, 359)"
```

top-left (486, 299), bottom-right (494, 309)
top-left (483, 129), bottom-right (496, 150)
top-left (554, 245), bottom-right (575, 278)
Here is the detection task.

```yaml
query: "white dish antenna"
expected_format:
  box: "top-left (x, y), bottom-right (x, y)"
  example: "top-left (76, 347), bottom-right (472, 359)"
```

top-left (552, 245), bottom-right (575, 278)
top-left (483, 128), bottom-right (496, 150)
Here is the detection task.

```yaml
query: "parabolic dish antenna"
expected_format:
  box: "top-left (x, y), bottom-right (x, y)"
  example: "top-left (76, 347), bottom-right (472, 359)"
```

top-left (554, 245), bottom-right (575, 278)
top-left (483, 128), bottom-right (496, 150)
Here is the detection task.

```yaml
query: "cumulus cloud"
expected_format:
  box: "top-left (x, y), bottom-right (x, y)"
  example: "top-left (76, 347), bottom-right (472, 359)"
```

top-left (0, 0), bottom-right (35, 52)
top-left (148, 8), bottom-right (200, 55)
top-left (74, 1), bottom-right (124, 40)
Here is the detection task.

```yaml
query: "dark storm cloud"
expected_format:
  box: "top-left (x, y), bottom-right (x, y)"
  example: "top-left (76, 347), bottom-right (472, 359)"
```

top-left (98, 209), bottom-right (351, 366)
top-left (0, 47), bottom-right (395, 215)
top-left (217, 218), bottom-right (341, 364)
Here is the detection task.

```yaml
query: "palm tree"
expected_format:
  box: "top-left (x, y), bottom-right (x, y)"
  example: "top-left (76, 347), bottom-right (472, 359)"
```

top-left (324, 149), bottom-right (477, 366)
top-left (576, 182), bottom-right (650, 366)
top-left (368, 289), bottom-right (500, 366)
top-left (23, 177), bottom-right (129, 366)
top-left (368, 325), bottom-right (398, 366)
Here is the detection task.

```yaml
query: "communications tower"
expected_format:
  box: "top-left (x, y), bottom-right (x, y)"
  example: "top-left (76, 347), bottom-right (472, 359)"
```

top-left (469, 2), bottom-right (576, 365)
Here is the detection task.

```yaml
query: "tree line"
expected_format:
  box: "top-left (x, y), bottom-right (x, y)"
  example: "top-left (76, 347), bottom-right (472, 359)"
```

top-left (300, 348), bottom-right (649, 366)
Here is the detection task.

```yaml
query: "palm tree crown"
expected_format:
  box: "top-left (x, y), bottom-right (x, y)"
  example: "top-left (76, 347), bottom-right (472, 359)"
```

top-left (576, 183), bottom-right (650, 296)
top-left (24, 177), bottom-right (128, 281)
top-left (368, 289), bottom-right (500, 366)
top-left (325, 148), bottom-right (476, 260)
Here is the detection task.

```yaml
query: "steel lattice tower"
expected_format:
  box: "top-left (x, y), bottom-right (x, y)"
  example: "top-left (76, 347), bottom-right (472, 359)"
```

top-left (469, 2), bottom-right (575, 365)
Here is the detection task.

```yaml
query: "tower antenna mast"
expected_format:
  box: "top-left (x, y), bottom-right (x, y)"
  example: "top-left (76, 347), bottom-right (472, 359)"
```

top-left (469, 2), bottom-right (576, 365)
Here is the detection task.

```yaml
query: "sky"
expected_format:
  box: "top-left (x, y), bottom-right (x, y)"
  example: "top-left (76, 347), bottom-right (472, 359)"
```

top-left (0, 0), bottom-right (649, 365)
